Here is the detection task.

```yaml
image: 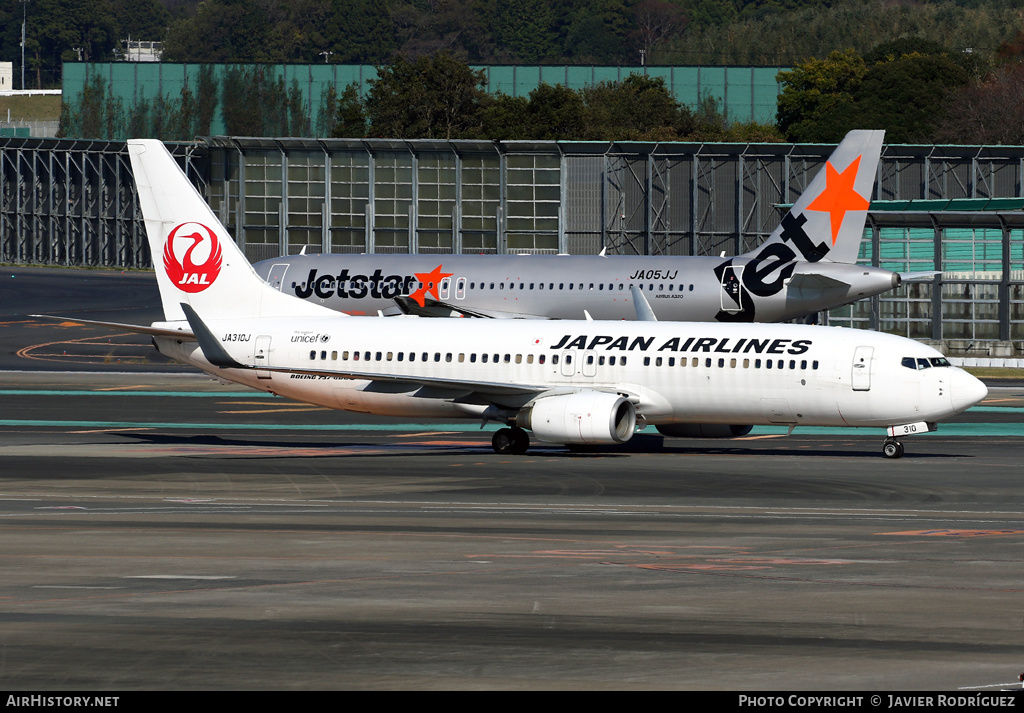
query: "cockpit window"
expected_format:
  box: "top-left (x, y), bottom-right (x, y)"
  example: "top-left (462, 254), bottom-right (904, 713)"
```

top-left (903, 356), bottom-right (952, 369)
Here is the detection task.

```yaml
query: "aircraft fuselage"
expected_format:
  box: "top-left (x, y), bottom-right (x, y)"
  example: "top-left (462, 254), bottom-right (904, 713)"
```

top-left (254, 253), bottom-right (899, 323)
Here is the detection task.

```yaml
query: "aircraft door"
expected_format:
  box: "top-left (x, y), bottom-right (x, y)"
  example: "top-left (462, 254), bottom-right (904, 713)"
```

top-left (267, 264), bottom-right (290, 291)
top-left (720, 266), bottom-right (743, 312)
top-left (456, 277), bottom-right (466, 300)
top-left (254, 336), bottom-right (272, 379)
top-left (560, 351), bottom-right (576, 377)
top-left (439, 277), bottom-right (451, 300)
top-left (851, 346), bottom-right (873, 391)
top-left (582, 351), bottom-right (597, 377)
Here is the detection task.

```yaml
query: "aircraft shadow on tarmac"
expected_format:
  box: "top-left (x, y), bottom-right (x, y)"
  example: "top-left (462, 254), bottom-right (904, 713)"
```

top-left (115, 431), bottom-right (965, 460)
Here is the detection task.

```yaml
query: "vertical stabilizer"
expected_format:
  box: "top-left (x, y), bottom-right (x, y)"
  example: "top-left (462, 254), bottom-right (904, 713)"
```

top-left (753, 130), bottom-right (884, 265)
top-left (127, 139), bottom-right (336, 322)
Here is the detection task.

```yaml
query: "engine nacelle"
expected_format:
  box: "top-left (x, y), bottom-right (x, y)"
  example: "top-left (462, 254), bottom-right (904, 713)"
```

top-left (518, 392), bottom-right (637, 445)
top-left (656, 424), bottom-right (753, 439)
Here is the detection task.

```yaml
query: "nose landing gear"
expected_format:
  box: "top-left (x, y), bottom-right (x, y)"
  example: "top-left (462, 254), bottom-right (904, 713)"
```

top-left (882, 438), bottom-right (904, 459)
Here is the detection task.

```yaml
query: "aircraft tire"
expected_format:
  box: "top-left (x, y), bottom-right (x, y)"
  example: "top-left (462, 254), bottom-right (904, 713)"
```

top-left (882, 439), bottom-right (904, 459)
top-left (492, 428), bottom-right (515, 454)
top-left (510, 427), bottom-right (530, 455)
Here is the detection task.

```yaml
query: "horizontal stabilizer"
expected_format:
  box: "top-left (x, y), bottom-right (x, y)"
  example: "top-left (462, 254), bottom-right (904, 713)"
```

top-left (31, 314), bottom-right (194, 339)
top-left (178, 303), bottom-right (247, 369)
top-left (785, 272), bottom-right (850, 291)
top-left (900, 271), bottom-right (941, 283)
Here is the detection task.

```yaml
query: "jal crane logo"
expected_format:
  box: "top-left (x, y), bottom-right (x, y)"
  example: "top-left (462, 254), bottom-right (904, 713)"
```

top-left (163, 222), bottom-right (223, 293)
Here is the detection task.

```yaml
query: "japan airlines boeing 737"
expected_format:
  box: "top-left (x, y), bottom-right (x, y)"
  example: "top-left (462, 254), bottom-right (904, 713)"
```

top-left (41, 139), bottom-right (987, 459)
top-left (253, 130), bottom-right (900, 323)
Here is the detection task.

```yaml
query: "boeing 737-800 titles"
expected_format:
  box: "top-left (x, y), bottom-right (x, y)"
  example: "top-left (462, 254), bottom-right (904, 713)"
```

top-left (254, 130), bottom-right (902, 323)
top-left (40, 139), bottom-right (987, 458)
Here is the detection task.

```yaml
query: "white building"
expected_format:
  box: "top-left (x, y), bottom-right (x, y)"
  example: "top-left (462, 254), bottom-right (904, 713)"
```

top-left (0, 62), bottom-right (13, 92)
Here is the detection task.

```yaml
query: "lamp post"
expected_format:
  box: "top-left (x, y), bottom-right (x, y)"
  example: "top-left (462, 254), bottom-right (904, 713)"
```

top-left (320, 50), bottom-right (334, 64)
top-left (21, 0), bottom-right (27, 90)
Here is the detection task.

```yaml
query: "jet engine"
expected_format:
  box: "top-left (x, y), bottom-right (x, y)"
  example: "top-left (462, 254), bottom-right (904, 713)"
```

top-left (656, 424), bottom-right (753, 438)
top-left (517, 391), bottom-right (637, 445)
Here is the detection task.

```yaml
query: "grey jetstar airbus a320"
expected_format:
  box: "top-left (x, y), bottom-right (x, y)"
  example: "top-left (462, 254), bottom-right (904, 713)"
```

top-left (254, 130), bottom-right (906, 323)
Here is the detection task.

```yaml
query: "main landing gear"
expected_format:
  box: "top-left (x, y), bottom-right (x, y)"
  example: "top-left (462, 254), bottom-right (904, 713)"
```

top-left (882, 438), bottom-right (905, 459)
top-left (492, 427), bottom-right (530, 455)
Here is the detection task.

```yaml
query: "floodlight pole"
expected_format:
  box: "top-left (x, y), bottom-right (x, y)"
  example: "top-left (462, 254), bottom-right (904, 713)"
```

top-left (21, 0), bottom-right (27, 90)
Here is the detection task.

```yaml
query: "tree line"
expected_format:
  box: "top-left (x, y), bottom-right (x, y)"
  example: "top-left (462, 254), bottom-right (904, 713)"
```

top-left (4, 1), bottom-right (1024, 88)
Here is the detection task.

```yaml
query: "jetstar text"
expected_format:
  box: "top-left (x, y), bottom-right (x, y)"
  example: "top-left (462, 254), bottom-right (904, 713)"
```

top-left (294, 269), bottom-right (416, 300)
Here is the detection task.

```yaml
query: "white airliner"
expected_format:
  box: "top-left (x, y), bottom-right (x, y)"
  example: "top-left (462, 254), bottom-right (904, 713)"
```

top-left (40, 139), bottom-right (988, 459)
top-left (253, 130), bottom-right (903, 323)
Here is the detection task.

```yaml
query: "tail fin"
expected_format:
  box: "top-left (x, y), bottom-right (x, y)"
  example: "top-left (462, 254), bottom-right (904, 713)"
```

top-left (128, 139), bottom-right (336, 323)
top-left (753, 130), bottom-right (884, 265)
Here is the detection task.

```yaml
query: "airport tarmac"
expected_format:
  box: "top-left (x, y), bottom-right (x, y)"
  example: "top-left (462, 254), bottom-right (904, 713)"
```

top-left (2, 267), bottom-right (1024, 690)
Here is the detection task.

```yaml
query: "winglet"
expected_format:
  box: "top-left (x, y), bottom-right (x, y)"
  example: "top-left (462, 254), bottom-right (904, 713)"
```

top-left (179, 302), bottom-right (247, 369)
top-left (629, 286), bottom-right (658, 322)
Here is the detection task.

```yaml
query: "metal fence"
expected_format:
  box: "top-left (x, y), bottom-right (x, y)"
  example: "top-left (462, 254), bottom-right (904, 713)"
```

top-left (3, 136), bottom-right (1024, 354)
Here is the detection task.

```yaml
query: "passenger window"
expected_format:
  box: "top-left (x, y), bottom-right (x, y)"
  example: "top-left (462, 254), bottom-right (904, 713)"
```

top-left (309, 351), bottom-right (316, 360)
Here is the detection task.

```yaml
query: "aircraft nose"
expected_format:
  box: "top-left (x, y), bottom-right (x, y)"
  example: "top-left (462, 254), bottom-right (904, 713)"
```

top-left (949, 368), bottom-right (988, 413)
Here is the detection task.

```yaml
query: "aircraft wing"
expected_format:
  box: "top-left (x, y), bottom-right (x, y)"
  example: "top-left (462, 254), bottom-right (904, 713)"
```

top-left (259, 364), bottom-right (547, 399)
top-left (31, 314), bottom-right (195, 339)
top-left (393, 295), bottom-right (552, 320)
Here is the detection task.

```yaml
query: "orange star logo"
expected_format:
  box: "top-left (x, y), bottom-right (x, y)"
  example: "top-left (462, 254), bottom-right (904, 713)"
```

top-left (408, 264), bottom-right (454, 308)
top-left (806, 155), bottom-right (870, 245)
